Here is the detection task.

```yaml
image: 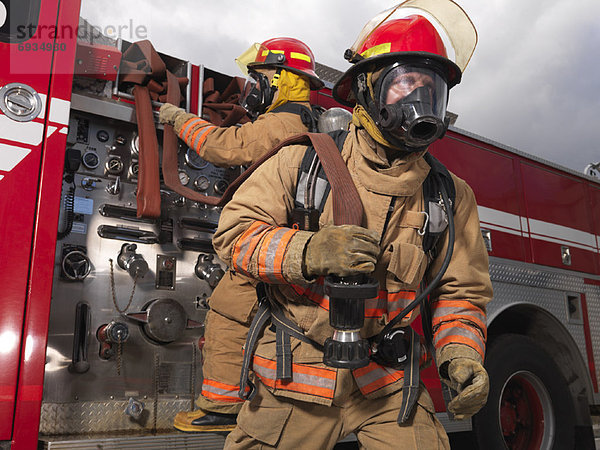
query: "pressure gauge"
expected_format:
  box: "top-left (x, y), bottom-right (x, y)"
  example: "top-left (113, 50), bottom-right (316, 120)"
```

top-left (185, 148), bottom-right (209, 170)
top-left (105, 156), bottom-right (124, 175)
top-left (96, 129), bottom-right (109, 143)
top-left (194, 175), bottom-right (210, 192)
top-left (214, 179), bottom-right (229, 195)
top-left (179, 170), bottom-right (190, 186)
top-left (128, 161), bottom-right (139, 179)
top-left (82, 151), bottom-right (100, 169)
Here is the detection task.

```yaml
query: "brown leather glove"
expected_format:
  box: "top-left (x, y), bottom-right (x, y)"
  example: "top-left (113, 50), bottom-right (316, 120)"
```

top-left (159, 103), bottom-right (185, 126)
top-left (443, 358), bottom-right (489, 420)
top-left (303, 225), bottom-right (380, 278)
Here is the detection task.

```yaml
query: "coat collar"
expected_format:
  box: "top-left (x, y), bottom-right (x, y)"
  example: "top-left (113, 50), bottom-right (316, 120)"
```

top-left (345, 125), bottom-right (431, 197)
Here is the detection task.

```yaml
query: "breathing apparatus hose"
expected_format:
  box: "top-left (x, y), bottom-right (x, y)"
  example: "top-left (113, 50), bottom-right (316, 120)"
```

top-left (373, 173), bottom-right (455, 348)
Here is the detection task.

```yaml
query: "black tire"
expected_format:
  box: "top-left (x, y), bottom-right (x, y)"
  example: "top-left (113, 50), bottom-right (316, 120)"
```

top-left (473, 334), bottom-right (575, 450)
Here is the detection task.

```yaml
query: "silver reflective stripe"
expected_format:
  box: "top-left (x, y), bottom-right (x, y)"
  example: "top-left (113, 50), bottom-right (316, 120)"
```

top-left (234, 223), bottom-right (271, 272)
top-left (202, 383), bottom-right (238, 398)
top-left (261, 228), bottom-right (290, 282)
top-left (432, 306), bottom-right (486, 325)
top-left (254, 360), bottom-right (335, 390)
top-left (355, 365), bottom-right (401, 390)
top-left (191, 125), bottom-right (215, 148)
top-left (181, 118), bottom-right (203, 138)
top-left (434, 326), bottom-right (484, 350)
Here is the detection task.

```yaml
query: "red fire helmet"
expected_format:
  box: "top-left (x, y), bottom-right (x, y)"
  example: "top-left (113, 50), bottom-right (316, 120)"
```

top-left (333, 15), bottom-right (462, 106)
top-left (237, 37), bottom-right (324, 90)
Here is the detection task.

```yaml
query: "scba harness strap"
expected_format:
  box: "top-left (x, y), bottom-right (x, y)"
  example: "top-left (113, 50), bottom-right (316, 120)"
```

top-left (270, 102), bottom-right (323, 133)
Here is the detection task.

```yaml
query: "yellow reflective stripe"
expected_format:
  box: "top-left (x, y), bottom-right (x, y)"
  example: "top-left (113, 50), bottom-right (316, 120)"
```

top-left (361, 42), bottom-right (392, 59)
top-left (261, 49), bottom-right (284, 57)
top-left (290, 51), bottom-right (311, 63)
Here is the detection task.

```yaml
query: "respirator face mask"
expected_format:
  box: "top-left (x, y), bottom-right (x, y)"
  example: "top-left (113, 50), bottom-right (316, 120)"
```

top-left (375, 64), bottom-right (449, 150)
top-left (239, 70), bottom-right (275, 117)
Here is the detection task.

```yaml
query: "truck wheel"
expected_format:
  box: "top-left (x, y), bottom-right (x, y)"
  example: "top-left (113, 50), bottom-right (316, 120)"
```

top-left (473, 334), bottom-right (575, 450)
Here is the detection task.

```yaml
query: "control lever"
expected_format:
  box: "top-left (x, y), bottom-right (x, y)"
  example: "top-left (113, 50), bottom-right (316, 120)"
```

top-left (195, 254), bottom-right (225, 288)
top-left (106, 176), bottom-right (121, 195)
top-left (322, 275), bottom-right (379, 369)
top-left (81, 177), bottom-right (102, 191)
top-left (117, 243), bottom-right (149, 278)
top-left (69, 302), bottom-right (91, 374)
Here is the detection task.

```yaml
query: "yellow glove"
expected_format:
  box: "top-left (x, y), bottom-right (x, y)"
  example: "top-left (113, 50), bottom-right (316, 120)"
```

top-left (304, 225), bottom-right (380, 278)
top-left (159, 103), bottom-right (185, 126)
top-left (443, 358), bottom-right (489, 420)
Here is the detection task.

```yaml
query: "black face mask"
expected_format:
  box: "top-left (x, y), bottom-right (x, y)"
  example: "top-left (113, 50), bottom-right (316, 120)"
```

top-left (239, 71), bottom-right (277, 118)
top-left (378, 86), bottom-right (448, 149)
top-left (370, 63), bottom-right (450, 151)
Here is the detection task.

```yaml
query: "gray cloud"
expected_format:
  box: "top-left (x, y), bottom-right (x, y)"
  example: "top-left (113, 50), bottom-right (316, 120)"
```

top-left (81, 0), bottom-right (600, 173)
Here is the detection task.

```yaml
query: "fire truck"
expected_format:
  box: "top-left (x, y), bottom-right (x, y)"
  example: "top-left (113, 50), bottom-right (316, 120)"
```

top-left (1, 0), bottom-right (599, 448)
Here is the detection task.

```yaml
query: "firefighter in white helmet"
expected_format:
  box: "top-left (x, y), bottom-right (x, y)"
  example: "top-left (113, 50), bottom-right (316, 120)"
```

top-left (212, 1), bottom-right (492, 448)
top-left (159, 37), bottom-right (325, 432)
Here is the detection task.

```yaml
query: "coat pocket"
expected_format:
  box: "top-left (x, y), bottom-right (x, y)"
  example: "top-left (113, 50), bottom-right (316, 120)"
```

top-left (387, 242), bottom-right (427, 289)
top-left (237, 401), bottom-right (293, 447)
top-left (208, 272), bottom-right (258, 324)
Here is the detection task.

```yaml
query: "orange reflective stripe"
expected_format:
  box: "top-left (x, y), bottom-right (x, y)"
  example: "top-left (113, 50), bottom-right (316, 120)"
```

top-left (435, 320), bottom-right (486, 345)
top-left (178, 118), bottom-right (197, 140)
top-left (432, 313), bottom-right (487, 338)
top-left (189, 125), bottom-right (216, 151)
top-left (232, 221), bottom-right (272, 275)
top-left (185, 118), bottom-right (212, 142)
top-left (194, 127), bottom-right (218, 149)
top-left (257, 228), bottom-right (296, 283)
top-left (388, 291), bottom-right (416, 301)
top-left (292, 282), bottom-right (329, 310)
top-left (435, 334), bottom-right (485, 360)
top-left (253, 355), bottom-right (335, 399)
top-left (353, 362), bottom-right (403, 395)
top-left (271, 228), bottom-right (295, 282)
top-left (201, 378), bottom-right (247, 403)
top-left (201, 390), bottom-right (244, 403)
top-left (432, 299), bottom-right (484, 314)
top-left (203, 379), bottom-right (240, 391)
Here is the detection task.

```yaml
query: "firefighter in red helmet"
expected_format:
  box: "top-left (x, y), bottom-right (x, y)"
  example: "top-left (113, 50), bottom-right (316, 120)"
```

top-left (159, 37), bottom-right (325, 432)
top-left (212, 1), bottom-right (492, 448)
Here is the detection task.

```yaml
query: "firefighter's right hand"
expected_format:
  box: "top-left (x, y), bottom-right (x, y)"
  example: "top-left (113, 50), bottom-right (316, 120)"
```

top-left (159, 103), bottom-right (185, 126)
top-left (303, 225), bottom-right (380, 278)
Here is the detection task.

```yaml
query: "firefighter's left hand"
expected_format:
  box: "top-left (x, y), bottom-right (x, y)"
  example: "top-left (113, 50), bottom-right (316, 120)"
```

top-left (159, 103), bottom-right (185, 126)
top-left (444, 358), bottom-right (489, 420)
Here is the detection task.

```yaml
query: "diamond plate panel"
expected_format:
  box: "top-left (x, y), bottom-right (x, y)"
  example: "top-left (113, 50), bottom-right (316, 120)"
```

top-left (488, 258), bottom-right (599, 402)
top-left (40, 399), bottom-right (194, 435)
top-left (40, 432), bottom-right (226, 450)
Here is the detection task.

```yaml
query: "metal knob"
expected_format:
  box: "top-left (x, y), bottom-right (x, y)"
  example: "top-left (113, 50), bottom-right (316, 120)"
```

top-left (195, 254), bottom-right (225, 288)
top-left (117, 243), bottom-right (149, 278)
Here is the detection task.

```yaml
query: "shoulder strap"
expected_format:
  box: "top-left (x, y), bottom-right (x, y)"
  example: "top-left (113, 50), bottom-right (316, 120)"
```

top-left (271, 102), bottom-right (320, 132)
top-left (422, 153), bottom-right (456, 254)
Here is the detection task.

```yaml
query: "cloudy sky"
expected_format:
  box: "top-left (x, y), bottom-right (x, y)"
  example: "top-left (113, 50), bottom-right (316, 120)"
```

top-left (81, 0), bottom-right (600, 174)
